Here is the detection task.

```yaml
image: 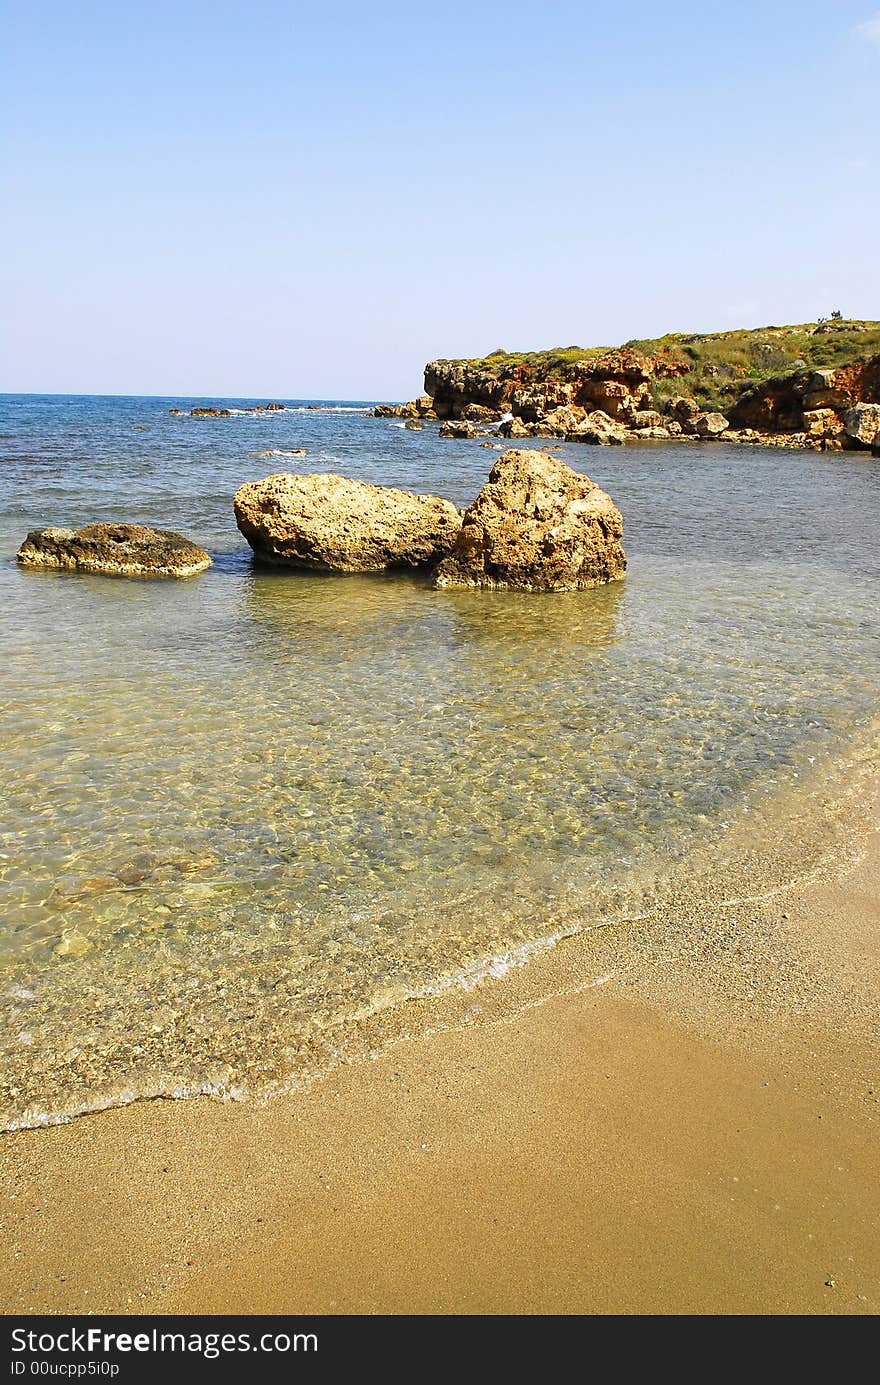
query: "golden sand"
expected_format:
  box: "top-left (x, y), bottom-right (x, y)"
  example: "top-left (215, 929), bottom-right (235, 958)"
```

top-left (2, 790), bottom-right (878, 1315)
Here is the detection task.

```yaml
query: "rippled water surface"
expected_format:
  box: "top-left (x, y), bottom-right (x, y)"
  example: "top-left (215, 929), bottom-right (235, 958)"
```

top-left (2, 394), bottom-right (879, 1126)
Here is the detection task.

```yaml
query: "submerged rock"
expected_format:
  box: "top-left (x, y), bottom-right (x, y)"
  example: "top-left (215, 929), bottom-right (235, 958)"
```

top-left (16, 524), bottom-right (212, 578)
top-left (432, 449), bottom-right (626, 592)
top-left (233, 472), bottom-right (461, 572)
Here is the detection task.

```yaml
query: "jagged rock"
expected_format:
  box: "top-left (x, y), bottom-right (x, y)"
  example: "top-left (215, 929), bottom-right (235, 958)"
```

top-left (801, 370), bottom-right (849, 412)
top-left (404, 420), bottom-right (423, 430)
top-left (461, 403), bottom-right (501, 423)
top-left (843, 404), bottom-right (880, 448)
top-left (497, 416), bottom-right (531, 439)
top-left (730, 355), bottom-right (880, 433)
top-left (694, 412), bottom-right (730, 437)
top-left (634, 426), bottom-right (671, 440)
top-left (432, 450), bottom-right (626, 593)
top-left (374, 402), bottom-right (419, 418)
top-left (633, 409), bottom-right (664, 429)
top-left (16, 524), bottom-right (212, 578)
top-left (233, 472), bottom-right (461, 572)
top-left (802, 408), bottom-right (844, 439)
top-left (663, 396), bottom-right (700, 423)
top-left (191, 407), bottom-right (231, 418)
top-left (424, 348), bottom-right (679, 423)
top-left (538, 405), bottom-right (587, 434)
top-left (168, 408), bottom-right (183, 415)
top-left (583, 378), bottom-right (650, 420)
top-left (569, 410), bottom-right (626, 445)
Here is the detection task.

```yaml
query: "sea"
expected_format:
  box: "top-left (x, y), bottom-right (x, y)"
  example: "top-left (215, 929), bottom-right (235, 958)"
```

top-left (2, 393), bottom-right (879, 1129)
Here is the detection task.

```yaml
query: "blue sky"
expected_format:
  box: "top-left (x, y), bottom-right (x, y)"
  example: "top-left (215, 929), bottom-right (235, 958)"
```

top-left (2, 1), bottom-right (879, 398)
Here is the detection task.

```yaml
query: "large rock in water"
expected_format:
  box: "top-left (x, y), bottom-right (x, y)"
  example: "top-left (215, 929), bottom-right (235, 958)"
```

top-left (432, 450), bottom-right (626, 592)
top-left (16, 524), bottom-right (211, 578)
top-left (233, 472), bottom-right (461, 572)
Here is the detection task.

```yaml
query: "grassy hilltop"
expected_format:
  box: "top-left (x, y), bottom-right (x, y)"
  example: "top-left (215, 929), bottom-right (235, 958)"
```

top-left (463, 319), bottom-right (880, 411)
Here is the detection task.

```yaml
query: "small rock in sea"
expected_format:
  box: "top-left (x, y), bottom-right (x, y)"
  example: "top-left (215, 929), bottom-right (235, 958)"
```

top-left (233, 472), bottom-right (461, 573)
top-left (254, 448), bottom-right (307, 458)
top-left (191, 407), bottom-right (231, 418)
top-left (497, 416), bottom-right (531, 440)
top-left (168, 408), bottom-right (183, 415)
top-left (439, 419), bottom-right (486, 439)
top-left (16, 523), bottom-right (212, 578)
top-left (432, 449), bottom-right (626, 592)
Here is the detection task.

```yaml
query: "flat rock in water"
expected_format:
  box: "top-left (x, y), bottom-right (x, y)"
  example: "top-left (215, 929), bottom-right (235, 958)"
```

top-left (233, 472), bottom-right (461, 572)
top-left (432, 449), bottom-right (626, 592)
top-left (16, 523), bottom-right (212, 578)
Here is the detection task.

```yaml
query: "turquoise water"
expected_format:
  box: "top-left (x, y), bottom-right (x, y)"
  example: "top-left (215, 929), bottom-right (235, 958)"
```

top-left (2, 395), bottom-right (879, 1127)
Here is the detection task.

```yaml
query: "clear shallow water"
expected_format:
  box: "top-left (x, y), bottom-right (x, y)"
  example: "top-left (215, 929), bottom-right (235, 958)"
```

top-left (2, 395), bottom-right (879, 1127)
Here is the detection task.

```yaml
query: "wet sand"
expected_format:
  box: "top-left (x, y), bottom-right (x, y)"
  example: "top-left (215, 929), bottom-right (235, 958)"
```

top-left (2, 811), bottom-right (878, 1315)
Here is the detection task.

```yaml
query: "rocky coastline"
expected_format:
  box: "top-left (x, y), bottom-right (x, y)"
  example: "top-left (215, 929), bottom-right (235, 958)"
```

top-left (374, 331), bottom-right (880, 456)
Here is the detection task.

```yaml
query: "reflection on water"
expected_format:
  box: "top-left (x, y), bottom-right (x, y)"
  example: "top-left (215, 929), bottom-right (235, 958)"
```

top-left (1, 394), bottom-right (879, 1127)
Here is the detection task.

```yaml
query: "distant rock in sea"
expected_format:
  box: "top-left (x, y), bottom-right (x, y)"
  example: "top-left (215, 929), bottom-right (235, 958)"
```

top-left (432, 449), bottom-right (626, 592)
top-left (16, 524), bottom-right (212, 578)
top-left (253, 448), bottom-right (308, 457)
top-left (233, 472), bottom-right (461, 573)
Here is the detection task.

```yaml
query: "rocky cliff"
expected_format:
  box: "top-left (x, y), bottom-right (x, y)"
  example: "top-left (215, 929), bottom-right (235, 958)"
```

top-left (376, 321), bottom-right (880, 453)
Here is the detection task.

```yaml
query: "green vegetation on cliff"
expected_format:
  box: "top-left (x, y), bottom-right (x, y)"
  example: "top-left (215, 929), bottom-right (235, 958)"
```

top-left (467, 320), bottom-right (880, 411)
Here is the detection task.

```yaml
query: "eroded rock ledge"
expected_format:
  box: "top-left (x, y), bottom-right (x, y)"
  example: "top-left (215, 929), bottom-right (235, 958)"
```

top-left (433, 450), bottom-right (626, 592)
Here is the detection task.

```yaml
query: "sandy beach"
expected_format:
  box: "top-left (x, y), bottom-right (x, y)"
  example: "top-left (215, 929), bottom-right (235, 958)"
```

top-left (2, 775), bottom-right (878, 1317)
